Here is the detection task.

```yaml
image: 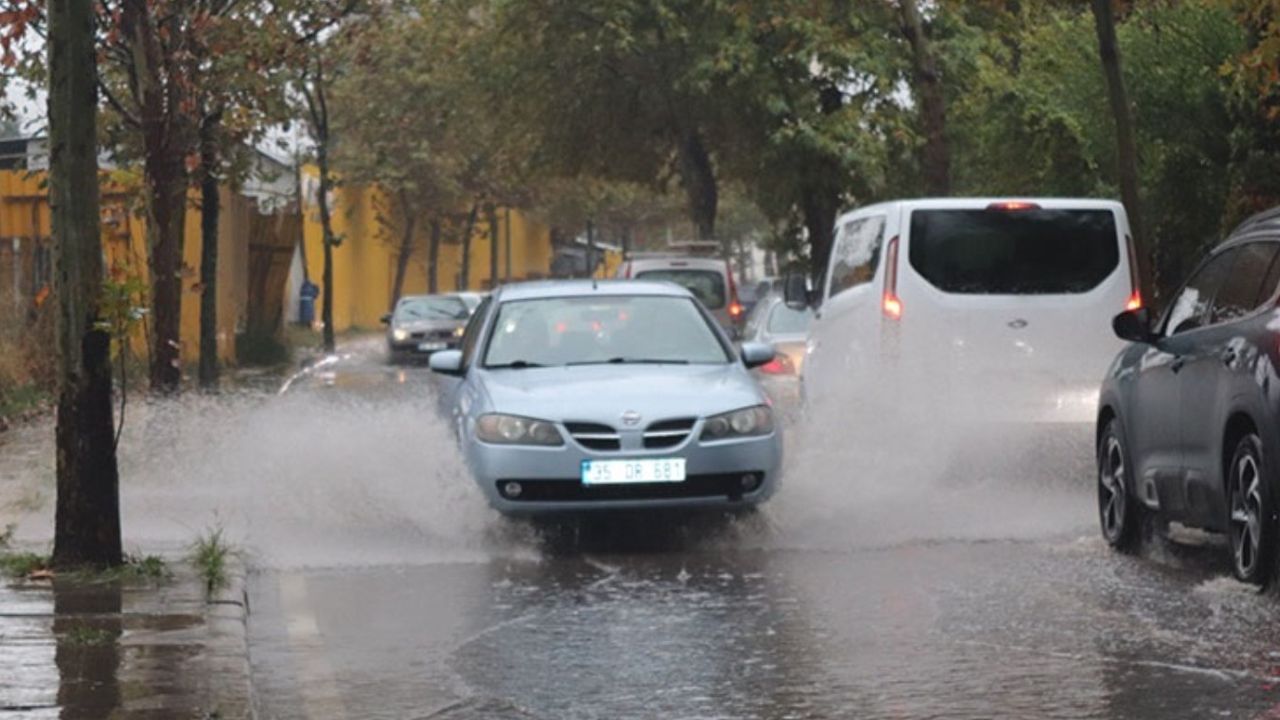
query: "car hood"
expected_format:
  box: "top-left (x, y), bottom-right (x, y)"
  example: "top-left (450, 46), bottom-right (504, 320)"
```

top-left (394, 318), bottom-right (464, 332)
top-left (476, 363), bottom-right (764, 423)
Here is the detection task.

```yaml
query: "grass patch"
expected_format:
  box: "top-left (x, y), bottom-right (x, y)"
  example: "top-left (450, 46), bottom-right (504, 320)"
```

top-left (62, 624), bottom-right (116, 646)
top-left (0, 382), bottom-right (48, 419)
top-left (190, 527), bottom-right (233, 595)
top-left (0, 551), bottom-right (50, 578)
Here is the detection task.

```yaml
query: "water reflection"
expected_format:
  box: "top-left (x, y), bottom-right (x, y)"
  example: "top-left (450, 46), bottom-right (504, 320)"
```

top-left (53, 579), bottom-right (122, 719)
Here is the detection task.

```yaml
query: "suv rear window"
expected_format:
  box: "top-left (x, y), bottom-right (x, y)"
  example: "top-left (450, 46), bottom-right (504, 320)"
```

top-left (634, 269), bottom-right (726, 309)
top-left (908, 209), bottom-right (1119, 294)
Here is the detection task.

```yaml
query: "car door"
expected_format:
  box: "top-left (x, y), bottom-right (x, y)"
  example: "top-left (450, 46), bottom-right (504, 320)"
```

top-left (439, 297), bottom-right (491, 433)
top-left (805, 213), bottom-right (887, 395)
top-left (1131, 248), bottom-right (1236, 521)
top-left (1177, 242), bottom-right (1280, 530)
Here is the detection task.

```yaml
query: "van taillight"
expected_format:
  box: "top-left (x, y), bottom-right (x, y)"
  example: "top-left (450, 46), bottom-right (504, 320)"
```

top-left (624, 262), bottom-right (632, 279)
top-left (1124, 234), bottom-right (1142, 311)
top-left (882, 235), bottom-right (902, 320)
top-left (987, 201), bottom-right (1041, 211)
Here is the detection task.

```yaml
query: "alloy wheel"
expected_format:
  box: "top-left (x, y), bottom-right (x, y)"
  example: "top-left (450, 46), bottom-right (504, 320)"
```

top-left (1099, 435), bottom-right (1127, 543)
top-left (1229, 451), bottom-right (1264, 581)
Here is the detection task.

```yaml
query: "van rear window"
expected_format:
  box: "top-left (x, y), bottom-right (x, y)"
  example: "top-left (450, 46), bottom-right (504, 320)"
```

top-left (908, 209), bottom-right (1119, 295)
top-left (634, 269), bottom-right (726, 309)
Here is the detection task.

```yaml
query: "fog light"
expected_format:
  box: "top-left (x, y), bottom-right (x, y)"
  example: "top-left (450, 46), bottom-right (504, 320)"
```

top-left (502, 481), bottom-right (523, 499)
top-left (740, 473), bottom-right (761, 492)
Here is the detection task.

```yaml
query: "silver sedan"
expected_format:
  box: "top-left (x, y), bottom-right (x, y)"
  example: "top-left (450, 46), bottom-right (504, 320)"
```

top-left (430, 279), bottom-right (783, 514)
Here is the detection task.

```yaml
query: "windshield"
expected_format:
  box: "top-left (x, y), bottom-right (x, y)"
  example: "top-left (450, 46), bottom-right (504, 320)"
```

top-left (483, 296), bottom-right (730, 368)
top-left (908, 209), bottom-right (1119, 295)
top-left (634, 269), bottom-right (727, 309)
top-left (767, 302), bottom-right (813, 335)
top-left (395, 296), bottom-right (470, 321)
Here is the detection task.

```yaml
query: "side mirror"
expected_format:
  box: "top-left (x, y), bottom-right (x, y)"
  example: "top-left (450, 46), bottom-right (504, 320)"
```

top-left (429, 349), bottom-right (464, 376)
top-left (783, 272), bottom-right (811, 310)
top-left (380, 313), bottom-right (392, 325)
top-left (1112, 308), bottom-right (1156, 344)
top-left (740, 341), bottom-right (776, 369)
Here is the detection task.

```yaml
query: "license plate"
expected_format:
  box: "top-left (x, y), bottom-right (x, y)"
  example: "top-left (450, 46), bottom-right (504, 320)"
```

top-left (581, 458), bottom-right (686, 485)
top-left (417, 342), bottom-right (445, 351)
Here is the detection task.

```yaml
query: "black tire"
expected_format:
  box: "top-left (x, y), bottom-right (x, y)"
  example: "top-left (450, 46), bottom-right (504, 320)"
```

top-left (1226, 433), bottom-right (1276, 587)
top-left (1098, 418), bottom-right (1141, 552)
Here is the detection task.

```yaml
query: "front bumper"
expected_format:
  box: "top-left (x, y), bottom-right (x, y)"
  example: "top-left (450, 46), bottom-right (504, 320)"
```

top-left (463, 426), bottom-right (782, 514)
top-left (388, 338), bottom-right (459, 355)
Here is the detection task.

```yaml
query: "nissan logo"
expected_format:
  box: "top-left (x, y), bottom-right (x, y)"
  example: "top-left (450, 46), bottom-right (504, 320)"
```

top-left (1007, 318), bottom-right (1029, 329)
top-left (621, 410), bottom-right (642, 426)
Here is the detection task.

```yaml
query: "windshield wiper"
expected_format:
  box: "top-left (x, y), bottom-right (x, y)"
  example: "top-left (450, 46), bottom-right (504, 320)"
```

top-left (569, 357), bottom-right (690, 366)
top-left (486, 360), bottom-right (547, 369)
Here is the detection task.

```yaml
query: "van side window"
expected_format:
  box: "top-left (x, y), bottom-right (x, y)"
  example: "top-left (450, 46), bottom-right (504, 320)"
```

top-left (828, 215), bottom-right (886, 299)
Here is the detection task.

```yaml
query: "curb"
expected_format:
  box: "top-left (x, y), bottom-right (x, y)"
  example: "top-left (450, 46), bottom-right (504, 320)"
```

top-left (206, 555), bottom-right (257, 720)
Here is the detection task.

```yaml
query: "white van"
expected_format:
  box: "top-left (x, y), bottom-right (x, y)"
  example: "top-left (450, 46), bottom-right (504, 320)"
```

top-left (789, 198), bottom-right (1141, 425)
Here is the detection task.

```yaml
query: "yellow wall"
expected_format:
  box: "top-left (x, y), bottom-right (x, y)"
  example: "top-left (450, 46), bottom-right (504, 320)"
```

top-left (299, 170), bottom-right (556, 332)
top-left (0, 170), bottom-right (251, 364)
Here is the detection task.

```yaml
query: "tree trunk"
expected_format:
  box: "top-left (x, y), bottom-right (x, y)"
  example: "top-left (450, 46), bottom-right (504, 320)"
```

top-left (803, 186), bottom-right (841, 282)
top-left (198, 111), bottom-right (221, 391)
top-left (49, 0), bottom-right (122, 569)
top-left (488, 204), bottom-right (499, 289)
top-left (900, 0), bottom-right (951, 196)
top-left (428, 218), bottom-right (441, 294)
top-left (390, 190), bottom-right (415, 310)
top-left (458, 204), bottom-right (477, 291)
top-left (677, 131), bottom-right (718, 240)
top-left (585, 219), bottom-right (596, 278)
top-left (313, 88), bottom-right (337, 353)
top-left (121, 0), bottom-right (188, 393)
top-left (1091, 0), bottom-right (1151, 302)
top-left (504, 208), bottom-right (512, 281)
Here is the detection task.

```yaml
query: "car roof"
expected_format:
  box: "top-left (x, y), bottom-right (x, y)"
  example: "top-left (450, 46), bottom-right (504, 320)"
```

top-left (835, 197), bottom-right (1126, 224)
top-left (493, 279), bottom-right (695, 302)
top-left (1223, 207), bottom-right (1280, 248)
top-left (624, 256), bottom-right (728, 272)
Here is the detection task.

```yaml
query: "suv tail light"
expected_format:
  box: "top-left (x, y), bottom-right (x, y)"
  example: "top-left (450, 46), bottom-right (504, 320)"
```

top-left (1124, 234), bottom-right (1142, 311)
top-left (882, 235), bottom-right (902, 320)
top-left (987, 201), bottom-right (1042, 211)
top-left (758, 354), bottom-right (795, 375)
top-left (725, 260), bottom-right (742, 322)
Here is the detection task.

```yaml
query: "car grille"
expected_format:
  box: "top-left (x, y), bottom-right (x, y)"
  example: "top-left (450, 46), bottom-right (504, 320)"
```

top-left (643, 418), bottom-right (696, 449)
top-left (564, 422), bottom-right (621, 451)
top-left (409, 329), bottom-right (455, 341)
top-left (495, 472), bottom-right (764, 502)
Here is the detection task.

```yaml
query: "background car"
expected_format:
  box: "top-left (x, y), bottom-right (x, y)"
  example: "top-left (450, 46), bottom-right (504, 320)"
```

top-left (742, 293), bottom-right (813, 409)
top-left (1100, 213), bottom-right (1280, 585)
top-left (787, 198), bottom-right (1140, 427)
top-left (382, 293), bottom-right (472, 361)
top-left (616, 255), bottom-right (745, 337)
top-left (429, 279), bottom-right (782, 515)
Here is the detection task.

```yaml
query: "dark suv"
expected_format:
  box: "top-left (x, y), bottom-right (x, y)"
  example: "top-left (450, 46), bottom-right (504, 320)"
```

top-left (1099, 211), bottom-right (1280, 585)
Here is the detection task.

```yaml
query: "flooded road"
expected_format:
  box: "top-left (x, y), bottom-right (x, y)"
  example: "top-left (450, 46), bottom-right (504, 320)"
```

top-left (5, 337), bottom-right (1280, 718)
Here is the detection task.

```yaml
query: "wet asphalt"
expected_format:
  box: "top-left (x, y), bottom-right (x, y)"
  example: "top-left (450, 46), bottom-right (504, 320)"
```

top-left (243, 344), bottom-right (1280, 720)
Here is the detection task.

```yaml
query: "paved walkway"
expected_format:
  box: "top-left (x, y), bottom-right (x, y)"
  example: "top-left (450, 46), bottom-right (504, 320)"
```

top-left (0, 561), bottom-right (252, 719)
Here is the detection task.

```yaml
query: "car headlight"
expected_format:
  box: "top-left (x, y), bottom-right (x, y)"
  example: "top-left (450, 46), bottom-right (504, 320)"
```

top-left (453, 326), bottom-right (465, 338)
top-left (392, 328), bottom-right (409, 341)
top-left (475, 414), bottom-right (564, 446)
top-left (700, 405), bottom-right (774, 440)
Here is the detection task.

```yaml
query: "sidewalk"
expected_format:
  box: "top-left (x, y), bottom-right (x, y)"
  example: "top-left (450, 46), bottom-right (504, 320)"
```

top-left (0, 559), bottom-right (253, 719)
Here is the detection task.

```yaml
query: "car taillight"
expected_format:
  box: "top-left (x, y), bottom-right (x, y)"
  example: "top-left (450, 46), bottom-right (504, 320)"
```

top-left (759, 354), bottom-right (794, 375)
top-left (623, 262), bottom-right (632, 279)
top-left (729, 302), bottom-right (744, 318)
top-left (987, 201), bottom-right (1042, 211)
top-left (882, 235), bottom-right (902, 320)
top-left (1124, 234), bottom-right (1142, 311)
